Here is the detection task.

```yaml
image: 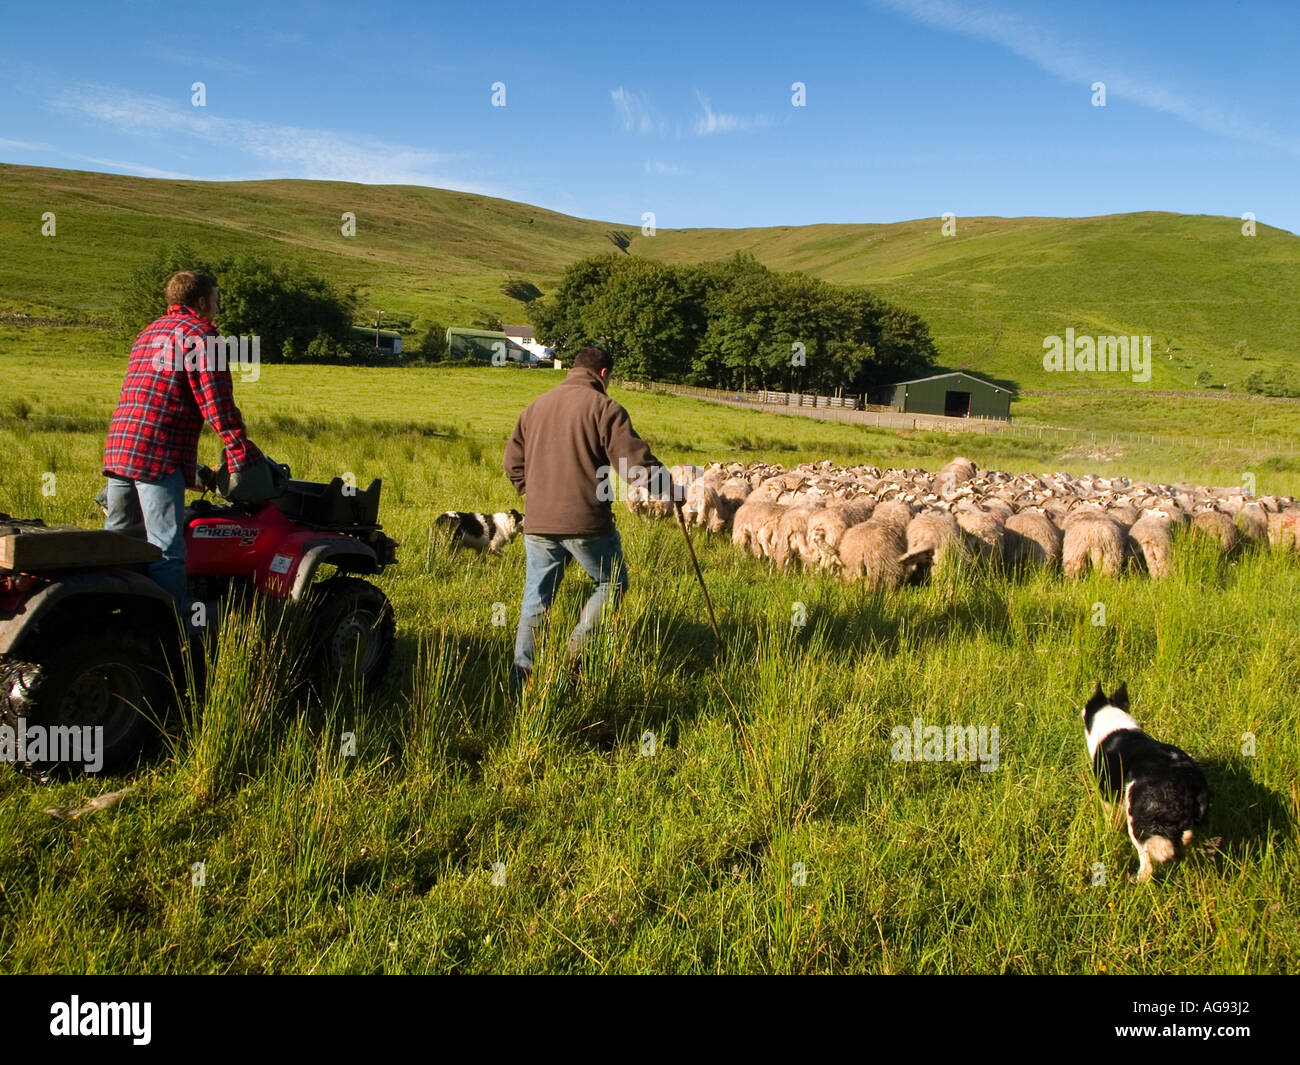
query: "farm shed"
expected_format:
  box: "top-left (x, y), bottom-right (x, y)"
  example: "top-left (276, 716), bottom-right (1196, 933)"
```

top-left (349, 326), bottom-right (403, 355)
top-left (881, 371), bottom-right (1013, 421)
top-left (446, 328), bottom-right (533, 364)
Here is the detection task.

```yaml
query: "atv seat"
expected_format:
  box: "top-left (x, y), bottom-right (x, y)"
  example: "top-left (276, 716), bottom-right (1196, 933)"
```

top-left (271, 477), bottom-right (382, 527)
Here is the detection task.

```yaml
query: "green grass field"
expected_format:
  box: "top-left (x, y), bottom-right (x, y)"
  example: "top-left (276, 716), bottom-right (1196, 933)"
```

top-left (1, 353), bottom-right (1297, 973)
top-left (3, 164), bottom-right (1298, 393)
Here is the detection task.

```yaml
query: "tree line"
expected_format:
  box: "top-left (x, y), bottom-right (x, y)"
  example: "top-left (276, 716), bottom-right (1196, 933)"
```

top-left (118, 243), bottom-right (940, 386)
top-left (527, 252), bottom-right (938, 394)
top-left (117, 242), bottom-right (376, 364)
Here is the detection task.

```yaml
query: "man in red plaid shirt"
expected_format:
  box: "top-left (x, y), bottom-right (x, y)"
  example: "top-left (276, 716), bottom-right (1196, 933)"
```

top-left (103, 270), bottom-right (262, 617)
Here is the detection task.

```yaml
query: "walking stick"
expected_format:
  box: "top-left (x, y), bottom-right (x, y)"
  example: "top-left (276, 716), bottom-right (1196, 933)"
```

top-left (674, 502), bottom-right (721, 642)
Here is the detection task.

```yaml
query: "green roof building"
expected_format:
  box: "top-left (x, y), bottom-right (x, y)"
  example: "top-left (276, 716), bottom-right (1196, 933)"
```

top-left (445, 327), bottom-right (534, 364)
top-left (883, 371), bottom-right (1013, 421)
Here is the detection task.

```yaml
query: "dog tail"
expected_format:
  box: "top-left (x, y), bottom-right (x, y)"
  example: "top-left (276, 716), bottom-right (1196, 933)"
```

top-left (1147, 835), bottom-right (1177, 866)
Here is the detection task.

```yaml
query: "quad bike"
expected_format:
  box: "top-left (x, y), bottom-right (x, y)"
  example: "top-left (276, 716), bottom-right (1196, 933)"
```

top-left (0, 471), bottom-right (398, 773)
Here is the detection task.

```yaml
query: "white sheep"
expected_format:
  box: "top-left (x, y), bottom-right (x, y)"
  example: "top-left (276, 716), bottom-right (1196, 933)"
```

top-left (1004, 511), bottom-right (1062, 570)
top-left (731, 499), bottom-right (785, 558)
top-left (1127, 511), bottom-right (1174, 578)
top-left (1267, 511), bottom-right (1300, 553)
top-left (1062, 513), bottom-right (1126, 578)
top-left (1191, 509), bottom-right (1240, 554)
top-left (1234, 502), bottom-right (1268, 547)
top-left (899, 511), bottom-right (969, 583)
top-left (804, 500), bottom-right (876, 570)
top-left (838, 518), bottom-right (908, 591)
top-left (955, 508), bottom-right (1006, 566)
top-left (772, 503), bottom-right (824, 572)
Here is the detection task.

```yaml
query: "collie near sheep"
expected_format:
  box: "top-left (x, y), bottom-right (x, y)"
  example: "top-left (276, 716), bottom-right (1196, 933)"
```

top-left (1062, 513), bottom-right (1126, 578)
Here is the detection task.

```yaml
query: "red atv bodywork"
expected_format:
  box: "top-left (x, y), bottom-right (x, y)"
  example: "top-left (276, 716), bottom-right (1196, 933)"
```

top-left (187, 503), bottom-right (320, 598)
top-left (183, 477), bottom-right (396, 601)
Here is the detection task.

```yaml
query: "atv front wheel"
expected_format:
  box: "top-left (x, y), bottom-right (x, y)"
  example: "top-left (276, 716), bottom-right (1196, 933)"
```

top-left (305, 577), bottom-right (395, 697)
top-left (0, 629), bottom-right (178, 774)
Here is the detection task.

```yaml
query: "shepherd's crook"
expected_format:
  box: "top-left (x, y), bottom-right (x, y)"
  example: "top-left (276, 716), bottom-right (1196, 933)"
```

top-left (674, 503), bottom-right (721, 642)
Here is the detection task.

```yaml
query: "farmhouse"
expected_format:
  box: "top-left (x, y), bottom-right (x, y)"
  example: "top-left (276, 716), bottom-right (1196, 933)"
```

top-left (879, 371), bottom-right (1013, 421)
top-left (502, 324), bottom-right (552, 362)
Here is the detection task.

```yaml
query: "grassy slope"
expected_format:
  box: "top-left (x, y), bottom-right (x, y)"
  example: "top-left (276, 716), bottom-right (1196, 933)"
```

top-left (1, 359), bottom-right (1296, 974)
top-left (633, 213), bottom-right (1300, 390)
top-left (3, 164), bottom-right (1298, 393)
top-left (0, 164), bottom-right (617, 330)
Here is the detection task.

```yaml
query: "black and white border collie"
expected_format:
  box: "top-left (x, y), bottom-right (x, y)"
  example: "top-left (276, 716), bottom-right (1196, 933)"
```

top-left (1082, 682), bottom-right (1210, 883)
top-left (436, 510), bottom-right (523, 555)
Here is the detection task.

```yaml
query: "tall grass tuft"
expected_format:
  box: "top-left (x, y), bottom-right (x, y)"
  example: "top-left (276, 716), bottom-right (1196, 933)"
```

top-left (184, 599), bottom-right (308, 804)
top-left (403, 630), bottom-right (469, 774)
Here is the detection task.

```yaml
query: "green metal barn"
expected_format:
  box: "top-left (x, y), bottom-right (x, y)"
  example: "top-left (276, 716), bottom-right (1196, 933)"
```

top-left (445, 328), bottom-right (533, 364)
top-left (883, 371), bottom-right (1013, 421)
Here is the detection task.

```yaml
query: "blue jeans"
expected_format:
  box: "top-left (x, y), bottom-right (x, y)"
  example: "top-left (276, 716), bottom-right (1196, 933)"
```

top-left (104, 471), bottom-right (189, 619)
top-left (514, 529), bottom-right (628, 680)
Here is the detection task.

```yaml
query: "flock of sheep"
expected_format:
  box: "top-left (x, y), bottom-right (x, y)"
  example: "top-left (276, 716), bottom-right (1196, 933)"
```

top-left (628, 458), bottom-right (1300, 588)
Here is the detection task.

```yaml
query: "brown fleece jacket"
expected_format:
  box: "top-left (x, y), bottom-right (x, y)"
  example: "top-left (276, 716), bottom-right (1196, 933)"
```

top-left (504, 366), bottom-right (665, 536)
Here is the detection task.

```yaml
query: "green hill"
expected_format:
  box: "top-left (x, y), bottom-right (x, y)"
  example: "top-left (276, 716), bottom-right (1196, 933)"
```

top-left (2, 163), bottom-right (1298, 392)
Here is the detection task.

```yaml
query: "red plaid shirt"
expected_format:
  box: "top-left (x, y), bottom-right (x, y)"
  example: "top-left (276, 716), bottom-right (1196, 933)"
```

top-left (104, 305), bottom-right (260, 487)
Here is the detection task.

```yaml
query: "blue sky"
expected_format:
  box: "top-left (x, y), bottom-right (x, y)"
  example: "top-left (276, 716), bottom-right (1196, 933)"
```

top-left (2, 0), bottom-right (1297, 233)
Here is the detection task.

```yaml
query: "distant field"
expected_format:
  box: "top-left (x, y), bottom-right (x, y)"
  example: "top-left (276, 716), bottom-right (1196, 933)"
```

top-left (1, 352), bottom-right (1297, 974)
top-left (4, 330), bottom-right (1300, 501)
top-left (2, 164), bottom-right (1298, 392)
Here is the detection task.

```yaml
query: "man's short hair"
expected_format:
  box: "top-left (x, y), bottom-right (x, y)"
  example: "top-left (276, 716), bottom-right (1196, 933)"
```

top-left (165, 271), bottom-right (218, 310)
top-left (572, 346), bottom-right (613, 373)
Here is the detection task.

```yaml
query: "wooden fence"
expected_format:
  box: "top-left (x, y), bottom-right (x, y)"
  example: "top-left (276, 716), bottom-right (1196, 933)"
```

top-left (615, 379), bottom-right (1300, 454)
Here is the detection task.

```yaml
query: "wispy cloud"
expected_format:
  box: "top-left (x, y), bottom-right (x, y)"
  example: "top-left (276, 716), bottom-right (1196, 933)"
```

top-left (611, 87), bottom-right (665, 135)
top-left (145, 45), bottom-right (256, 77)
top-left (49, 85), bottom-right (494, 189)
top-left (644, 159), bottom-right (687, 176)
top-left (872, 0), bottom-right (1300, 157)
top-left (0, 137), bottom-right (54, 152)
top-left (74, 155), bottom-right (201, 180)
top-left (691, 91), bottom-right (773, 136)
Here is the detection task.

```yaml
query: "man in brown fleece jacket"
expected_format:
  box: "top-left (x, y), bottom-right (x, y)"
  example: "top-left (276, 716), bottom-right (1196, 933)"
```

top-left (504, 346), bottom-right (671, 687)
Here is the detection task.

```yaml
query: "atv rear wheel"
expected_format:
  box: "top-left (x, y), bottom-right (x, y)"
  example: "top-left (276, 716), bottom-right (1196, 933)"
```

top-left (0, 629), bottom-right (178, 774)
top-left (305, 577), bottom-right (395, 697)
